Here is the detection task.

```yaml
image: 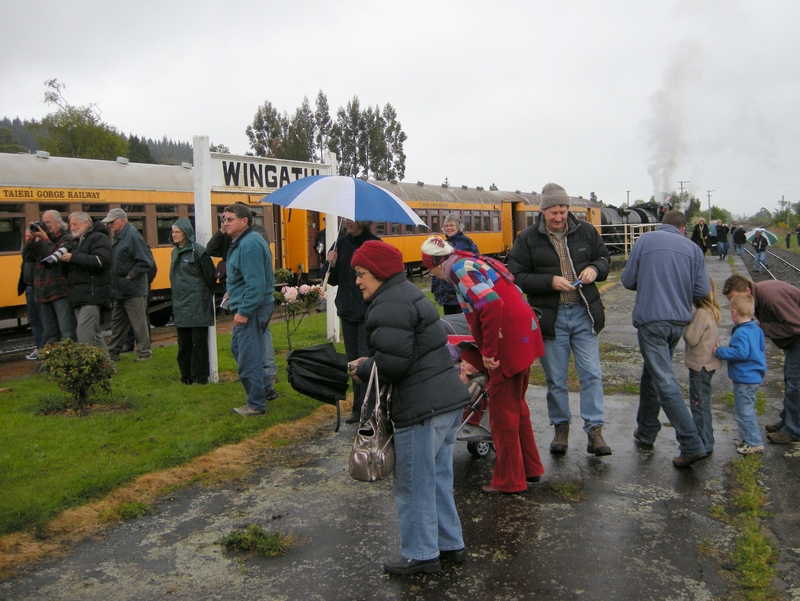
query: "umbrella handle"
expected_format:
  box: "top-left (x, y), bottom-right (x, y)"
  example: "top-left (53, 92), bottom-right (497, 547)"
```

top-left (322, 270), bottom-right (331, 292)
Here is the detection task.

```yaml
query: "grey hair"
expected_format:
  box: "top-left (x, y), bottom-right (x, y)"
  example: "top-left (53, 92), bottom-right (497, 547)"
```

top-left (68, 212), bottom-right (92, 225)
top-left (443, 213), bottom-right (463, 232)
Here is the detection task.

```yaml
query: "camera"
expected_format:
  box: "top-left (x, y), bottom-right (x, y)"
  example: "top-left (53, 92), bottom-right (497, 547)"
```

top-left (29, 221), bottom-right (46, 233)
top-left (41, 241), bottom-right (74, 264)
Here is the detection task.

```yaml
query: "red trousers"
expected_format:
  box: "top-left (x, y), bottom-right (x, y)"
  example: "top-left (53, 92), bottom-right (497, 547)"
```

top-left (488, 368), bottom-right (544, 492)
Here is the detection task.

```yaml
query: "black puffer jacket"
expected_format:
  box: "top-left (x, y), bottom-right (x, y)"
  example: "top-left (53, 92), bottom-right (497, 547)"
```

top-left (354, 273), bottom-right (470, 429)
top-left (508, 213), bottom-right (610, 339)
top-left (65, 221), bottom-right (112, 309)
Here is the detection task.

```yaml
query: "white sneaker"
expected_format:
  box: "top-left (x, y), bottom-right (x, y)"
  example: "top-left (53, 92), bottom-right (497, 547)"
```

top-left (736, 444), bottom-right (764, 455)
top-left (232, 405), bottom-right (265, 416)
top-left (25, 349), bottom-right (38, 360)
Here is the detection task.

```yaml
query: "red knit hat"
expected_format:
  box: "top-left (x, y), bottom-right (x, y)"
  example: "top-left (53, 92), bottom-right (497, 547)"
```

top-left (351, 240), bottom-right (405, 281)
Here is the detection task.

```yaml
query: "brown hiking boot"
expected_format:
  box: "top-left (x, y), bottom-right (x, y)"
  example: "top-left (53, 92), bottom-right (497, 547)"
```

top-left (586, 425), bottom-right (612, 456)
top-left (550, 423), bottom-right (569, 455)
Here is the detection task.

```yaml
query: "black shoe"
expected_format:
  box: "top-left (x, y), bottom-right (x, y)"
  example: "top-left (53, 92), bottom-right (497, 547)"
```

top-left (345, 412), bottom-right (360, 424)
top-left (265, 388), bottom-right (279, 401)
top-left (526, 476), bottom-right (541, 483)
top-left (383, 555), bottom-right (441, 575)
top-left (633, 428), bottom-right (654, 448)
top-left (672, 453), bottom-right (707, 468)
top-left (439, 548), bottom-right (466, 563)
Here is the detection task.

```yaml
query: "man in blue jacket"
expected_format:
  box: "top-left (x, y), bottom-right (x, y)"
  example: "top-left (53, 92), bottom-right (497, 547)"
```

top-left (223, 204), bottom-right (277, 416)
top-left (621, 210), bottom-right (710, 467)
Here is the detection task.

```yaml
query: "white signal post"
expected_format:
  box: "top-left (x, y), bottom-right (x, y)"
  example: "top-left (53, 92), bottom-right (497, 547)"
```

top-left (192, 136), bottom-right (218, 383)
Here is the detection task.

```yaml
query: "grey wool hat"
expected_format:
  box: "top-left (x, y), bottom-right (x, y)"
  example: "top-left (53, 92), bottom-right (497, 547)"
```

top-left (540, 183), bottom-right (571, 210)
top-left (102, 208), bottom-right (127, 223)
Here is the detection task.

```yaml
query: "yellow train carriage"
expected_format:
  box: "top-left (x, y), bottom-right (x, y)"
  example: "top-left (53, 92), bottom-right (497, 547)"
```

top-left (1, 153), bottom-right (605, 323)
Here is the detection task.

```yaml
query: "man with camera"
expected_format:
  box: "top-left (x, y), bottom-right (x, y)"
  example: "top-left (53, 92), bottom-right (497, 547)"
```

top-left (21, 210), bottom-right (76, 344)
top-left (58, 213), bottom-right (112, 354)
top-left (508, 183), bottom-right (612, 457)
top-left (102, 208), bottom-right (155, 362)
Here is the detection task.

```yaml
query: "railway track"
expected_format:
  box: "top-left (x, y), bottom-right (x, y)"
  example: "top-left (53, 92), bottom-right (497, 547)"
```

top-left (740, 245), bottom-right (800, 288)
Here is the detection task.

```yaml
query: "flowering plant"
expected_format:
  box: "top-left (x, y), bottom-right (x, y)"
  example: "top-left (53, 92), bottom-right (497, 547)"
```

top-left (274, 284), bottom-right (326, 351)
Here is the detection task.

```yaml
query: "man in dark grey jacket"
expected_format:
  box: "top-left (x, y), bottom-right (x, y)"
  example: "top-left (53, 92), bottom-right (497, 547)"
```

top-left (508, 183), bottom-right (612, 457)
top-left (103, 208), bottom-right (155, 362)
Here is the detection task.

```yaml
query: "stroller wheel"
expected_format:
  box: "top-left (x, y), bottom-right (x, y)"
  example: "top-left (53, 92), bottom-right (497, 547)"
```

top-left (467, 441), bottom-right (493, 457)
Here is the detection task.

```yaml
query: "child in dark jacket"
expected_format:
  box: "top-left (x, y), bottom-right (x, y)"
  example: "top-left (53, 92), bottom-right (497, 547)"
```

top-left (714, 293), bottom-right (767, 454)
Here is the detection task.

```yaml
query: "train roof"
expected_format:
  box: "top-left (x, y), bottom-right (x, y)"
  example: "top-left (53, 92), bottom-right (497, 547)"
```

top-left (0, 153), bottom-right (602, 209)
top-left (0, 153), bottom-right (193, 192)
top-left (368, 180), bottom-right (522, 204)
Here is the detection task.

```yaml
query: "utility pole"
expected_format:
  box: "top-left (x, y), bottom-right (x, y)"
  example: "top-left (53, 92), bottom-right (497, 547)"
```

top-left (707, 190), bottom-right (714, 222)
top-left (626, 190), bottom-right (630, 206)
top-left (778, 195), bottom-right (790, 229)
top-left (678, 180), bottom-right (690, 207)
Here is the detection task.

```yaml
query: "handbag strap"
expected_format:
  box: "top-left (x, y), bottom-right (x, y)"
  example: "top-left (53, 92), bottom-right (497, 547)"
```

top-left (358, 363), bottom-right (392, 425)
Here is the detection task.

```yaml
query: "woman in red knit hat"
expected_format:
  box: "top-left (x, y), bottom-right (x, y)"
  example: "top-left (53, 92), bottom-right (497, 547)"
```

top-left (347, 240), bottom-right (471, 576)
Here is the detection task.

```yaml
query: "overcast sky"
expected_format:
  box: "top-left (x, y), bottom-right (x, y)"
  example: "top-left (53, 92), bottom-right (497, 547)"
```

top-left (3, 0), bottom-right (799, 218)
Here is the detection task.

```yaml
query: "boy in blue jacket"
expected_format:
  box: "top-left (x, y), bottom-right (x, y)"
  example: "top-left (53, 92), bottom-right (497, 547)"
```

top-left (714, 293), bottom-right (767, 454)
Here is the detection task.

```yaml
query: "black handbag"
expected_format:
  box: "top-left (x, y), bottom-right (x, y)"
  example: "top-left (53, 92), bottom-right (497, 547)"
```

top-left (348, 364), bottom-right (395, 482)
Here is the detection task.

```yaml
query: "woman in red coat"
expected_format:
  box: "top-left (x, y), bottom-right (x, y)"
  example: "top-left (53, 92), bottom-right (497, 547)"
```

top-left (422, 237), bottom-right (545, 494)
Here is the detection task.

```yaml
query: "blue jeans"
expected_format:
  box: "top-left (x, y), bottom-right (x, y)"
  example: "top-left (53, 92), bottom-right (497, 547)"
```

top-left (635, 321), bottom-right (705, 456)
top-left (231, 303), bottom-right (271, 412)
top-left (733, 382), bottom-right (763, 446)
top-left (734, 243), bottom-right (745, 259)
top-left (689, 368), bottom-right (715, 453)
top-left (774, 343), bottom-right (800, 439)
top-left (540, 303), bottom-right (605, 431)
top-left (755, 251), bottom-right (768, 271)
top-left (25, 286), bottom-right (45, 348)
top-left (261, 303), bottom-right (278, 385)
top-left (393, 409), bottom-right (463, 561)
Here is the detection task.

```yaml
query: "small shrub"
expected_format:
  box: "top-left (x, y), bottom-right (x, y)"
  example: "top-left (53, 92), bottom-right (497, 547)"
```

top-left (216, 524), bottom-right (291, 557)
top-left (274, 284), bottom-right (326, 351)
top-left (39, 340), bottom-right (115, 413)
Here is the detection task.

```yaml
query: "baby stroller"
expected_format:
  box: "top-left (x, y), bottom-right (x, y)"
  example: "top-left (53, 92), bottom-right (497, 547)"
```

top-left (440, 314), bottom-right (494, 457)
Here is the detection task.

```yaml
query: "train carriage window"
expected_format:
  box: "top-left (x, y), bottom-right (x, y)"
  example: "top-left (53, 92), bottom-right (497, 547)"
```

top-left (0, 204), bottom-right (24, 253)
top-left (155, 205), bottom-right (179, 244)
top-left (430, 214), bottom-right (440, 233)
top-left (82, 204), bottom-right (107, 214)
top-left (121, 205), bottom-right (146, 237)
top-left (492, 212), bottom-right (500, 231)
top-left (463, 213), bottom-right (472, 232)
top-left (39, 203), bottom-right (70, 217)
top-left (391, 223), bottom-right (401, 236)
top-left (375, 222), bottom-right (387, 236)
top-left (482, 211), bottom-right (491, 232)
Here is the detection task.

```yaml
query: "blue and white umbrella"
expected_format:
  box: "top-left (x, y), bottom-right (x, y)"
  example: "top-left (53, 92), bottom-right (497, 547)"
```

top-left (260, 175), bottom-right (426, 227)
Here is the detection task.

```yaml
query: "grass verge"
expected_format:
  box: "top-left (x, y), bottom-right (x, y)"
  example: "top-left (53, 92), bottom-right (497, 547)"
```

top-left (0, 311), bottom-right (344, 577)
top-left (706, 455), bottom-right (778, 601)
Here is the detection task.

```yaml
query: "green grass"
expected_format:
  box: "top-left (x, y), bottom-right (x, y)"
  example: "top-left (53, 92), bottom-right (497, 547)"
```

top-left (0, 312), bottom-right (341, 537)
top-left (216, 523), bottom-right (292, 558)
top-left (728, 455), bottom-right (778, 600)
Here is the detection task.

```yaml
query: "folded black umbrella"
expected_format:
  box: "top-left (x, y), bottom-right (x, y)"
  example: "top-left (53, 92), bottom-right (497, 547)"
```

top-left (286, 343), bottom-right (350, 431)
